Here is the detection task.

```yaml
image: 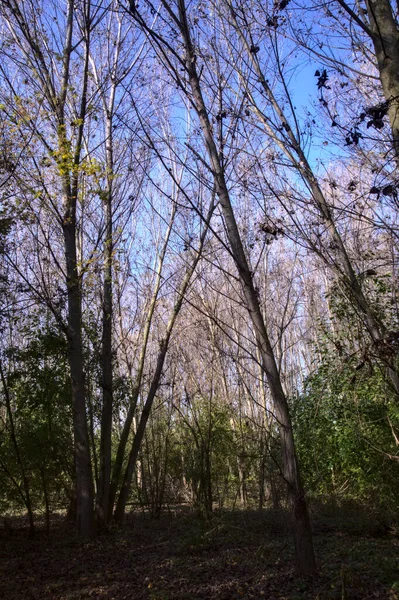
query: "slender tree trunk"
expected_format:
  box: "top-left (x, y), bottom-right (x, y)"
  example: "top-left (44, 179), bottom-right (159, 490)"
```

top-left (0, 359), bottom-right (35, 537)
top-left (96, 115), bottom-right (114, 528)
top-left (108, 397), bottom-right (137, 520)
top-left (66, 489), bottom-right (77, 523)
top-left (320, 0), bottom-right (399, 156)
top-left (60, 0), bottom-right (94, 537)
top-left (114, 347), bottom-right (169, 522)
top-left (108, 204), bottom-right (178, 520)
top-left (157, 427), bottom-right (170, 516)
top-left (175, 0), bottom-right (316, 575)
top-left (41, 467), bottom-right (50, 535)
top-left (237, 456), bottom-right (246, 507)
top-left (270, 471), bottom-right (280, 510)
top-left (113, 198), bottom-right (214, 522)
top-left (87, 384), bottom-right (99, 488)
top-left (204, 446), bottom-right (213, 517)
top-left (113, 302), bottom-right (187, 522)
top-left (226, 3), bottom-right (399, 395)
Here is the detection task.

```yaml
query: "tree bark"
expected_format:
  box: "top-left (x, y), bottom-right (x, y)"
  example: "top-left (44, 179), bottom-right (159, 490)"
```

top-left (96, 115), bottom-right (114, 528)
top-left (365, 0), bottom-right (399, 159)
top-left (113, 331), bottom-right (176, 522)
top-left (60, 0), bottom-right (94, 535)
top-left (63, 220), bottom-right (94, 537)
top-left (174, 0), bottom-right (316, 575)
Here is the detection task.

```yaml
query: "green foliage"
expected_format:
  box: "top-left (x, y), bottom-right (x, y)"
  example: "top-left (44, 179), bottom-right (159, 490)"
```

top-left (176, 398), bottom-right (236, 513)
top-left (326, 272), bottom-right (399, 349)
top-left (0, 323), bottom-right (73, 514)
top-left (293, 352), bottom-right (399, 508)
top-left (142, 397), bottom-right (240, 514)
top-left (137, 401), bottom-right (173, 515)
top-left (295, 271), bottom-right (399, 509)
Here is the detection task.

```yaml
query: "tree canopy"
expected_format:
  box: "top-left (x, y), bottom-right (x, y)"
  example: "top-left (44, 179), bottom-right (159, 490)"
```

top-left (0, 0), bottom-right (398, 579)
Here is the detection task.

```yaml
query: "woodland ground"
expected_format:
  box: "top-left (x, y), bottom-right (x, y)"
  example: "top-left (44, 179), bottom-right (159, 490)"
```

top-left (0, 506), bottom-right (398, 600)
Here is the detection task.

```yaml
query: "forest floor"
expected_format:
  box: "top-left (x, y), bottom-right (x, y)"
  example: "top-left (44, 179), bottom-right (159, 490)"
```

top-left (0, 505), bottom-right (398, 600)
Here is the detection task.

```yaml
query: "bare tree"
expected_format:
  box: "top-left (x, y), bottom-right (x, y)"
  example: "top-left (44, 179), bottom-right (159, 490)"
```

top-left (211, 0), bottom-right (399, 396)
top-left (113, 189), bottom-right (215, 522)
top-left (129, 0), bottom-right (316, 576)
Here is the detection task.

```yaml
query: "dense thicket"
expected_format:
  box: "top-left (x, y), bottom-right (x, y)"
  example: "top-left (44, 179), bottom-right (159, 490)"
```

top-left (0, 0), bottom-right (398, 576)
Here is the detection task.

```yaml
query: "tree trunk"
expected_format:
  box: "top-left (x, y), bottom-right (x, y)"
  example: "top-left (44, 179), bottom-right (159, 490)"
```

top-left (334, 0), bottom-right (399, 158)
top-left (113, 199), bottom-right (214, 522)
top-left (108, 203), bottom-right (178, 520)
top-left (108, 400), bottom-right (136, 521)
top-left (237, 456), bottom-right (247, 508)
top-left (227, 4), bottom-right (399, 396)
top-left (176, 0), bottom-right (316, 575)
top-left (96, 115), bottom-right (114, 529)
top-left (63, 220), bottom-right (94, 537)
top-left (270, 471), bottom-right (280, 510)
top-left (365, 0), bottom-right (399, 160)
top-left (203, 445), bottom-right (213, 517)
top-left (41, 466), bottom-right (50, 535)
top-left (113, 331), bottom-right (177, 522)
top-left (258, 447), bottom-right (266, 511)
top-left (60, 0), bottom-right (94, 537)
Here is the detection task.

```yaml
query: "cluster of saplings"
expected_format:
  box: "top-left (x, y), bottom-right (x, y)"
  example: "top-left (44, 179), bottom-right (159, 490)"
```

top-left (1, 320), bottom-right (398, 534)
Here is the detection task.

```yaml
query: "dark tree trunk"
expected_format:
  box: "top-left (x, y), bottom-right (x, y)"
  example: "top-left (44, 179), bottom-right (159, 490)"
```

top-left (174, 0), bottom-right (316, 575)
top-left (114, 341), bottom-right (172, 523)
top-left (41, 467), bottom-right (50, 535)
top-left (63, 220), bottom-right (94, 537)
top-left (365, 0), bottom-right (399, 159)
top-left (96, 121), bottom-right (114, 528)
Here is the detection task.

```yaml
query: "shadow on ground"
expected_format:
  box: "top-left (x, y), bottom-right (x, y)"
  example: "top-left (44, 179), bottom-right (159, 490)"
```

top-left (1, 507), bottom-right (398, 599)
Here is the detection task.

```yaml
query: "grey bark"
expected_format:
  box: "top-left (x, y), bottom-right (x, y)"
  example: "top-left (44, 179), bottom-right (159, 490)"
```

top-left (171, 0), bottom-right (316, 576)
top-left (60, 0), bottom-right (94, 537)
top-left (63, 216), bottom-right (94, 537)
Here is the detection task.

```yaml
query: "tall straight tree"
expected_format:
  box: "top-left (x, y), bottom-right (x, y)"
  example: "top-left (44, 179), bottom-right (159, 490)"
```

top-left (88, 3), bottom-right (142, 529)
top-left (130, 0), bottom-right (316, 576)
top-left (0, 0), bottom-right (95, 535)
